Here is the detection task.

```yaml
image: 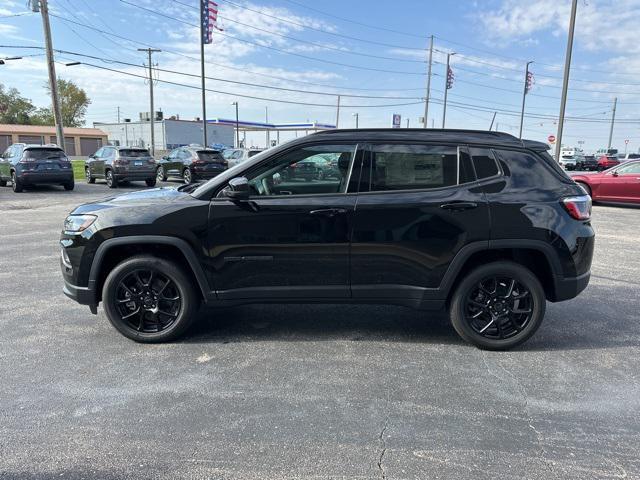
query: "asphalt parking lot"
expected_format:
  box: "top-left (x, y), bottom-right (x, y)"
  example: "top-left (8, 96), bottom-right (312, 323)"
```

top-left (1, 182), bottom-right (639, 480)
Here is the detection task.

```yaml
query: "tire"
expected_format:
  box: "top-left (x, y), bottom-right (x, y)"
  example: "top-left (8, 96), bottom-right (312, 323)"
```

top-left (156, 166), bottom-right (167, 182)
top-left (85, 168), bottom-right (95, 184)
top-left (183, 168), bottom-right (192, 184)
top-left (102, 255), bottom-right (200, 343)
top-left (106, 169), bottom-right (117, 188)
top-left (0, 178), bottom-right (6, 187)
top-left (145, 177), bottom-right (157, 187)
top-left (449, 261), bottom-right (546, 350)
top-left (11, 171), bottom-right (23, 193)
top-left (575, 181), bottom-right (591, 197)
top-left (63, 180), bottom-right (75, 191)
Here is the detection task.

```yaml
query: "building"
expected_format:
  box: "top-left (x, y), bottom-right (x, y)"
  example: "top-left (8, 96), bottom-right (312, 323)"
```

top-left (94, 118), bottom-right (235, 151)
top-left (0, 124), bottom-right (107, 156)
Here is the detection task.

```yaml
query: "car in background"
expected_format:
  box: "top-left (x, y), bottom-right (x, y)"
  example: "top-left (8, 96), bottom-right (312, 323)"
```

top-left (571, 160), bottom-right (640, 205)
top-left (618, 153), bottom-right (640, 163)
top-left (223, 148), bottom-right (265, 168)
top-left (85, 146), bottom-right (156, 188)
top-left (282, 154), bottom-right (341, 181)
top-left (576, 154), bottom-right (598, 171)
top-left (0, 143), bottom-right (74, 193)
top-left (596, 154), bottom-right (620, 171)
top-left (157, 146), bottom-right (228, 184)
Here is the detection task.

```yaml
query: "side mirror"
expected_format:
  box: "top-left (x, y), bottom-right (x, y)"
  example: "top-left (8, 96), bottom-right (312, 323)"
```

top-left (225, 176), bottom-right (250, 200)
top-left (89, 154), bottom-right (95, 159)
top-left (162, 155), bottom-right (168, 160)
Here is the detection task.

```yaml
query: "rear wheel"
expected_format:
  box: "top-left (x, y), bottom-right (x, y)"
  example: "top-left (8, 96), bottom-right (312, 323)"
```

top-left (11, 172), bottom-right (23, 193)
top-left (450, 261), bottom-right (546, 350)
top-left (106, 170), bottom-right (117, 188)
top-left (85, 168), bottom-right (95, 184)
top-left (63, 180), bottom-right (74, 191)
top-left (183, 168), bottom-right (192, 184)
top-left (102, 256), bottom-right (199, 342)
top-left (156, 166), bottom-right (167, 182)
top-left (145, 177), bottom-right (157, 187)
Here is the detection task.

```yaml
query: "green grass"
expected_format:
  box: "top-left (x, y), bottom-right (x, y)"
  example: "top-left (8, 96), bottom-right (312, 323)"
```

top-left (71, 159), bottom-right (85, 181)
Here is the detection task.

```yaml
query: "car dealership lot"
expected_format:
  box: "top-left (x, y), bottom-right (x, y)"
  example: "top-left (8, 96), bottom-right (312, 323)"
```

top-left (1, 184), bottom-right (639, 479)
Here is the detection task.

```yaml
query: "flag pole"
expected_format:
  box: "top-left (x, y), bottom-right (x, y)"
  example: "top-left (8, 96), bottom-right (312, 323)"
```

top-left (200, 0), bottom-right (208, 148)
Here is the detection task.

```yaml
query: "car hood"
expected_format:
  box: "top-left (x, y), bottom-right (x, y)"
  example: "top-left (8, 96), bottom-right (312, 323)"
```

top-left (71, 187), bottom-right (192, 215)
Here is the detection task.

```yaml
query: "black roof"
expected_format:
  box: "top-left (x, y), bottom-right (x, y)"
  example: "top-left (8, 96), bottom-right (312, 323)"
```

top-left (309, 128), bottom-right (549, 151)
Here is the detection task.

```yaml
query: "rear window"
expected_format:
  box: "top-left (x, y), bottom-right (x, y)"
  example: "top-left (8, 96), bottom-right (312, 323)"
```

top-left (248, 150), bottom-right (263, 158)
top-left (627, 154), bottom-right (640, 159)
top-left (197, 151), bottom-right (224, 162)
top-left (23, 148), bottom-right (66, 159)
top-left (469, 148), bottom-right (500, 179)
top-left (119, 149), bottom-right (150, 157)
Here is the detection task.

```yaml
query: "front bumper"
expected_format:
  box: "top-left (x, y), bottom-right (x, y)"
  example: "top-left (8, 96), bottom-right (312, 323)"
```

top-left (62, 278), bottom-right (95, 305)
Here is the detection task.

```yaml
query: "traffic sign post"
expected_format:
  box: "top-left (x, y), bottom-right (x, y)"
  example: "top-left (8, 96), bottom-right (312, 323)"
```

top-left (392, 114), bottom-right (402, 129)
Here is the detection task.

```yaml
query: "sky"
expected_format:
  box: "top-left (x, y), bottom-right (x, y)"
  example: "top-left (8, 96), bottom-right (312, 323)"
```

top-left (1, 0), bottom-right (640, 152)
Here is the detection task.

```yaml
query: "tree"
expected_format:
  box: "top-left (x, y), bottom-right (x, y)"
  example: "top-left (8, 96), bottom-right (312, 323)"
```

top-left (31, 79), bottom-right (91, 127)
top-left (0, 83), bottom-right (37, 124)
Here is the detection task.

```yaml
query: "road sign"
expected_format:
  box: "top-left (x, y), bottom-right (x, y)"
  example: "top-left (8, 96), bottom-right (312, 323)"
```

top-left (548, 135), bottom-right (556, 144)
top-left (392, 114), bottom-right (401, 128)
top-left (625, 139), bottom-right (630, 144)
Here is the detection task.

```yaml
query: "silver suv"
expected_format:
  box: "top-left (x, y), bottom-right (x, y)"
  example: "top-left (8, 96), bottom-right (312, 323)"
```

top-left (85, 146), bottom-right (156, 188)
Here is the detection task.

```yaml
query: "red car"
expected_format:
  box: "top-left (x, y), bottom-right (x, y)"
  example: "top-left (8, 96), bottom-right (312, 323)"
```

top-left (571, 160), bottom-right (640, 204)
top-left (596, 154), bottom-right (620, 171)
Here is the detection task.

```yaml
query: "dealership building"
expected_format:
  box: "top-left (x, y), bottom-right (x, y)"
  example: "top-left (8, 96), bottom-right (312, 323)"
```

top-left (0, 124), bottom-right (107, 156)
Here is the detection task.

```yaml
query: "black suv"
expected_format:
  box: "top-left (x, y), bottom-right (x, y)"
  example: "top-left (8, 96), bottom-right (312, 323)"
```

top-left (85, 146), bottom-right (156, 188)
top-left (156, 146), bottom-right (228, 184)
top-left (60, 129), bottom-right (594, 350)
top-left (1, 144), bottom-right (74, 192)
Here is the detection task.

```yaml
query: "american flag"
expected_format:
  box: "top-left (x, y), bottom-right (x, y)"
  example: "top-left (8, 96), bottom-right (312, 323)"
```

top-left (201, 0), bottom-right (222, 44)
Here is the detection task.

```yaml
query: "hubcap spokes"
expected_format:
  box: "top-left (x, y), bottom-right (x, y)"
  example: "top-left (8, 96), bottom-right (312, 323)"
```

top-left (464, 276), bottom-right (533, 340)
top-left (114, 269), bottom-right (181, 333)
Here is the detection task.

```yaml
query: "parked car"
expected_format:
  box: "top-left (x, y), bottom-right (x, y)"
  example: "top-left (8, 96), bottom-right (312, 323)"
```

top-left (576, 154), bottom-right (598, 171)
top-left (85, 146), bottom-right (156, 188)
top-left (596, 154), bottom-right (620, 171)
top-left (618, 153), bottom-right (640, 163)
top-left (0, 143), bottom-right (74, 192)
top-left (157, 146), bottom-right (228, 184)
top-left (60, 129), bottom-right (594, 350)
top-left (571, 160), bottom-right (640, 204)
top-left (282, 155), bottom-right (338, 181)
top-left (223, 148), bottom-right (265, 168)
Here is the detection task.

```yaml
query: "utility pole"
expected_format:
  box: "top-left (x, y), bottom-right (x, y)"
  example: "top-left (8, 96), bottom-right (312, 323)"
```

top-left (199, 11), bottom-right (208, 148)
top-left (406, 118), bottom-right (410, 128)
top-left (138, 48), bottom-right (161, 156)
top-left (117, 106), bottom-right (120, 123)
top-left (36, 0), bottom-right (64, 148)
top-left (336, 95), bottom-right (341, 128)
top-left (423, 35), bottom-right (434, 129)
top-left (519, 61), bottom-right (533, 139)
top-left (231, 101), bottom-right (239, 148)
top-left (608, 97), bottom-right (617, 151)
top-left (555, 0), bottom-right (578, 162)
top-left (352, 112), bottom-right (359, 128)
top-left (442, 52), bottom-right (455, 128)
top-left (265, 106), bottom-right (269, 148)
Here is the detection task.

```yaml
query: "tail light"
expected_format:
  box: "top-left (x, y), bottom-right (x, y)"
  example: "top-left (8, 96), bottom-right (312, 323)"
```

top-left (19, 157), bottom-right (35, 163)
top-left (113, 158), bottom-right (129, 166)
top-left (562, 195), bottom-right (591, 220)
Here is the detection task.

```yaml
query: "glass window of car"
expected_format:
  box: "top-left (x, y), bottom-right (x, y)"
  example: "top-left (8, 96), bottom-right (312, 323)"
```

top-left (626, 153), bottom-right (640, 160)
top-left (23, 148), bottom-right (66, 160)
top-left (470, 147), bottom-right (500, 179)
top-left (104, 148), bottom-right (116, 159)
top-left (367, 144), bottom-right (461, 192)
top-left (244, 144), bottom-right (357, 196)
top-left (615, 162), bottom-right (640, 175)
top-left (93, 147), bottom-right (104, 158)
top-left (119, 148), bottom-right (150, 158)
top-left (197, 150), bottom-right (225, 162)
top-left (179, 149), bottom-right (192, 160)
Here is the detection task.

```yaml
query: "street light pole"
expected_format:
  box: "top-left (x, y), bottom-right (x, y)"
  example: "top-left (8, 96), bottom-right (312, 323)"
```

top-left (555, 0), bottom-right (578, 162)
top-left (519, 61), bottom-right (533, 139)
top-left (423, 35), bottom-right (434, 129)
top-left (231, 102), bottom-right (239, 148)
top-left (137, 48), bottom-right (161, 156)
top-left (442, 52), bottom-right (455, 128)
top-left (38, 0), bottom-right (64, 148)
top-left (265, 106), bottom-right (269, 148)
top-left (607, 97), bottom-right (617, 152)
top-left (352, 112), bottom-right (359, 128)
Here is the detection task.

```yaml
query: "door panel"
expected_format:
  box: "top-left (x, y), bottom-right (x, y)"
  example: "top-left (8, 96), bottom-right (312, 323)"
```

top-left (599, 163), bottom-right (640, 203)
top-left (351, 143), bottom-right (490, 300)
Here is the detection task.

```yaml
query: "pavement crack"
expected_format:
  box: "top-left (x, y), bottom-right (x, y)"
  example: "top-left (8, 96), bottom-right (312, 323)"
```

top-left (377, 393), bottom-right (391, 480)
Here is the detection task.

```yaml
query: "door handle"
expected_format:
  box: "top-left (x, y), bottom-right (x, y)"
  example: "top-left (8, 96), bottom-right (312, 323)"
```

top-left (440, 202), bottom-right (478, 211)
top-left (309, 208), bottom-right (347, 217)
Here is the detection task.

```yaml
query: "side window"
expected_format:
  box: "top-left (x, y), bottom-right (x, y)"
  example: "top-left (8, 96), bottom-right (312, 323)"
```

top-left (179, 150), bottom-right (192, 160)
top-left (368, 144), bottom-right (459, 192)
top-left (244, 144), bottom-right (357, 196)
top-left (616, 163), bottom-right (640, 175)
top-left (94, 147), bottom-right (104, 158)
top-left (106, 148), bottom-right (116, 159)
top-left (469, 147), bottom-right (500, 179)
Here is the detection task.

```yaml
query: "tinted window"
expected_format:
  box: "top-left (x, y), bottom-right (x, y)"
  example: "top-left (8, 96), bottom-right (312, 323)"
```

top-left (248, 150), bottom-right (263, 158)
top-left (459, 149), bottom-right (476, 183)
top-left (368, 144), bottom-right (458, 191)
top-left (119, 149), bottom-right (150, 157)
top-left (469, 148), bottom-right (500, 179)
top-left (495, 149), bottom-right (570, 187)
top-left (23, 148), bottom-right (66, 160)
top-left (197, 151), bottom-right (224, 162)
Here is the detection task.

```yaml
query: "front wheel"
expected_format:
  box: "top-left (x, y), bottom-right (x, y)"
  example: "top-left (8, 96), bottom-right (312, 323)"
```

top-left (102, 256), bottom-right (200, 342)
top-left (449, 261), bottom-right (546, 350)
top-left (183, 168), bottom-right (192, 184)
top-left (106, 170), bottom-right (117, 188)
top-left (156, 166), bottom-right (167, 182)
top-left (85, 168), bottom-right (95, 184)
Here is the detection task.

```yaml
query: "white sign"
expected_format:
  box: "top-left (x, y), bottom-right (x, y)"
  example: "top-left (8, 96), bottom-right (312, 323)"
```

top-left (392, 114), bottom-right (402, 128)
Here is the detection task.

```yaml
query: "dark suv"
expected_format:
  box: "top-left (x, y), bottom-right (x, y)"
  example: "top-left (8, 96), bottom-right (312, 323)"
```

top-left (156, 146), bottom-right (228, 184)
top-left (85, 146), bottom-right (156, 188)
top-left (1, 144), bottom-right (74, 192)
top-left (60, 129), bottom-right (594, 350)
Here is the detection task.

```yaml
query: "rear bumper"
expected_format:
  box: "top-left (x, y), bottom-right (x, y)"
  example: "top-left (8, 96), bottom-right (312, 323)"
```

top-left (114, 171), bottom-right (155, 180)
top-left (19, 171), bottom-right (73, 184)
top-left (552, 271), bottom-right (591, 302)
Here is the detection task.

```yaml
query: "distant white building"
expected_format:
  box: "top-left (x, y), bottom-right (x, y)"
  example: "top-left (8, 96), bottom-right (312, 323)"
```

top-left (94, 118), bottom-right (234, 151)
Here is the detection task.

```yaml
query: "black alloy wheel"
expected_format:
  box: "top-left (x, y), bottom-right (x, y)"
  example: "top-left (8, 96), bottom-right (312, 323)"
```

top-left (450, 261), bottom-right (545, 350)
top-left (86, 168), bottom-right (95, 184)
top-left (102, 256), bottom-right (199, 342)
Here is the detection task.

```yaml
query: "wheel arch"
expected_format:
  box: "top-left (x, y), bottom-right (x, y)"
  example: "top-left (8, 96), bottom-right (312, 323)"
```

top-left (88, 236), bottom-right (211, 304)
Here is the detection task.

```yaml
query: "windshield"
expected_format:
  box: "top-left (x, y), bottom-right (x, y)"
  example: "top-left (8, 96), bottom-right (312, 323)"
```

top-left (119, 149), bottom-right (150, 157)
top-left (23, 148), bottom-right (66, 159)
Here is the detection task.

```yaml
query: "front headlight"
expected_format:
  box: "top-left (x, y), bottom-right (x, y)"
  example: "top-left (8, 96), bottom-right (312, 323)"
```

top-left (64, 214), bottom-right (97, 233)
